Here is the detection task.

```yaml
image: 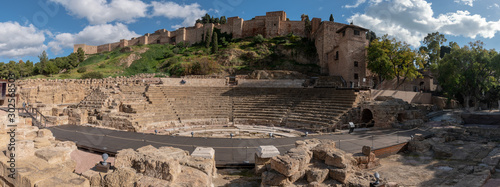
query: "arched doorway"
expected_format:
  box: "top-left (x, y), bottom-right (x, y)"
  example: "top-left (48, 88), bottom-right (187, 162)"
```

top-left (361, 109), bottom-right (374, 127)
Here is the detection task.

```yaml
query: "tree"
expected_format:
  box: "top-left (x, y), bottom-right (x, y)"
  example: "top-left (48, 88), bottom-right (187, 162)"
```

top-left (214, 18), bottom-right (220, 24)
top-left (205, 29), bottom-right (212, 48)
top-left (43, 60), bottom-right (59, 75)
top-left (38, 50), bottom-right (49, 74)
top-left (212, 32), bottom-right (218, 53)
top-left (220, 16), bottom-right (227, 24)
top-left (329, 14), bottom-right (334, 22)
top-left (438, 41), bottom-right (499, 110)
top-left (366, 31), bottom-right (377, 44)
top-left (202, 13), bottom-right (211, 24)
top-left (24, 60), bottom-right (34, 77)
top-left (77, 47), bottom-right (85, 64)
top-left (302, 14), bottom-right (312, 35)
top-left (420, 32), bottom-right (447, 68)
top-left (18, 60), bottom-right (26, 77)
top-left (367, 35), bottom-right (425, 89)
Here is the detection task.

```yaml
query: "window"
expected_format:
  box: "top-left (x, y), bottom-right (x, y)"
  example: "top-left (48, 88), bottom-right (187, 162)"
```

top-left (354, 74), bottom-right (359, 79)
top-left (354, 30), bottom-right (360, 35)
top-left (354, 61), bottom-right (359, 67)
top-left (157, 40), bottom-right (161, 44)
top-left (335, 51), bottom-right (339, 60)
top-left (342, 31), bottom-right (345, 37)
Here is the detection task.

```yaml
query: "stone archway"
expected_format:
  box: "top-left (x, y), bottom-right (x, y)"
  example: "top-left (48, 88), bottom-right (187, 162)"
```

top-left (361, 109), bottom-right (374, 123)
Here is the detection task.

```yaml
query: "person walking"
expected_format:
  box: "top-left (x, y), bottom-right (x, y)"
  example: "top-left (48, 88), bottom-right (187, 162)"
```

top-left (349, 122), bottom-right (355, 134)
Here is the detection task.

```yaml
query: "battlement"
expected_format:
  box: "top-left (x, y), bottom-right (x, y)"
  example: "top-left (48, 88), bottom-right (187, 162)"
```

top-left (73, 11), bottom-right (370, 83)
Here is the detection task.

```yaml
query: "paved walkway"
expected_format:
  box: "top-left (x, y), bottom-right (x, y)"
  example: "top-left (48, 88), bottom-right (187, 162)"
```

top-left (48, 125), bottom-right (428, 165)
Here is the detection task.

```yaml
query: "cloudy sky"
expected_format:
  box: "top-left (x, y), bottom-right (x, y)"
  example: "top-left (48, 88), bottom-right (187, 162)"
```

top-left (1, 0), bottom-right (500, 63)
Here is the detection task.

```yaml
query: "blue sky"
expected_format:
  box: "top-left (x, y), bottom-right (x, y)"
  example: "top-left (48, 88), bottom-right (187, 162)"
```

top-left (1, 0), bottom-right (500, 63)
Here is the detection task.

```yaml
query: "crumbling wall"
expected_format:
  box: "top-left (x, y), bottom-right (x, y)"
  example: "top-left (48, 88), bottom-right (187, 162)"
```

top-left (260, 139), bottom-right (379, 186)
top-left (82, 145), bottom-right (217, 187)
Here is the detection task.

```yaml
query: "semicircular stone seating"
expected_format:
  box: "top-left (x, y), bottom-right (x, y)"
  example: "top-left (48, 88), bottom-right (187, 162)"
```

top-left (81, 85), bottom-right (358, 132)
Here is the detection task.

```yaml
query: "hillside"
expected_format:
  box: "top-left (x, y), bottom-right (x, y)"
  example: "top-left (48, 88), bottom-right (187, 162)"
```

top-left (29, 34), bottom-right (320, 79)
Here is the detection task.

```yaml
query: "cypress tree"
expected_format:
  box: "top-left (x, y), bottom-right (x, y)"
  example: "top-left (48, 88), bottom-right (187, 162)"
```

top-left (212, 32), bottom-right (218, 53)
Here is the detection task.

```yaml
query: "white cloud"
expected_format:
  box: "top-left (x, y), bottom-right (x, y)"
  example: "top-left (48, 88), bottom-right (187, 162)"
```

top-left (151, 1), bottom-right (207, 29)
top-left (50, 0), bottom-right (208, 28)
top-left (344, 0), bottom-right (383, 8)
top-left (48, 23), bottom-right (140, 54)
top-left (344, 0), bottom-right (367, 8)
top-left (454, 0), bottom-right (476, 7)
top-left (0, 22), bottom-right (47, 59)
top-left (488, 3), bottom-right (500, 9)
top-left (349, 0), bottom-right (500, 47)
top-left (49, 0), bottom-right (149, 24)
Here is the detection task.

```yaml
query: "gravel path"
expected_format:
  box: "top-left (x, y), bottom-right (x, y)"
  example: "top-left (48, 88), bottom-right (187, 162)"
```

top-left (70, 149), bottom-right (115, 174)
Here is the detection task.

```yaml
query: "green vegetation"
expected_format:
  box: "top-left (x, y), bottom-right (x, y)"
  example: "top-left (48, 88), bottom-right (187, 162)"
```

top-left (81, 72), bottom-right (104, 79)
top-left (367, 35), bottom-right (426, 89)
top-left (367, 31), bottom-right (500, 110)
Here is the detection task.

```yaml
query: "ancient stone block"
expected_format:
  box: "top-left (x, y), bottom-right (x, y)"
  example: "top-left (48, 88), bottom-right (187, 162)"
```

top-left (270, 155), bottom-right (300, 177)
top-left (289, 169), bottom-right (306, 183)
top-left (362, 146), bottom-right (371, 156)
top-left (191, 147), bottom-right (215, 159)
top-left (329, 168), bottom-right (350, 184)
top-left (180, 156), bottom-right (217, 178)
top-left (103, 167), bottom-right (139, 187)
top-left (257, 145), bottom-right (280, 158)
top-left (34, 147), bottom-right (74, 164)
top-left (311, 142), bottom-right (336, 161)
top-left (7, 140), bottom-right (35, 159)
top-left (34, 172), bottom-right (90, 187)
top-left (137, 176), bottom-right (169, 187)
top-left (37, 129), bottom-right (54, 140)
top-left (261, 170), bottom-right (290, 186)
top-left (174, 166), bottom-right (212, 187)
top-left (325, 150), bottom-right (349, 169)
top-left (306, 168), bottom-right (329, 183)
top-left (82, 170), bottom-right (105, 187)
top-left (33, 137), bottom-right (52, 148)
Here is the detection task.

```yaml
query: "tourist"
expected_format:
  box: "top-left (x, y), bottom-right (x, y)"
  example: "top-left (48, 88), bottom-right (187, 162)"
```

top-left (349, 122), bottom-right (355, 134)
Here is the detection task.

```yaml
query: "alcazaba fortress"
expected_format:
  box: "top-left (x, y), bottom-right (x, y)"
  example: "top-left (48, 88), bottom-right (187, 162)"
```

top-left (74, 11), bottom-right (371, 85)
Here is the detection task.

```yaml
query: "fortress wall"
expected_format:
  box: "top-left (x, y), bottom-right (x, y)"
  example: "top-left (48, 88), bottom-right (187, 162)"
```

top-left (129, 38), bottom-right (140, 46)
top-left (160, 78), bottom-right (226, 87)
top-left (224, 17), bottom-right (243, 38)
top-left (242, 19), bottom-right (266, 38)
top-left (371, 89), bottom-right (432, 104)
top-left (74, 44), bottom-right (98, 54)
top-left (97, 44), bottom-right (110, 53)
top-left (236, 79), bottom-right (306, 88)
top-left (147, 34), bottom-right (161, 45)
top-left (265, 16), bottom-right (281, 38)
top-left (279, 21), bottom-right (306, 37)
top-left (109, 42), bottom-right (121, 51)
top-left (266, 11), bottom-right (287, 21)
top-left (175, 28), bottom-right (186, 44)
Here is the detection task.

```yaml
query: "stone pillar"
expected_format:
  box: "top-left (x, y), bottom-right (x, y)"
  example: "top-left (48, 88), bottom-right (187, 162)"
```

top-left (255, 145), bottom-right (280, 174)
top-left (191, 147), bottom-right (215, 159)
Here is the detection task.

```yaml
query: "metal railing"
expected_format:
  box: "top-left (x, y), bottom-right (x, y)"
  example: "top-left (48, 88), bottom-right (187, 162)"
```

top-left (21, 106), bottom-right (51, 128)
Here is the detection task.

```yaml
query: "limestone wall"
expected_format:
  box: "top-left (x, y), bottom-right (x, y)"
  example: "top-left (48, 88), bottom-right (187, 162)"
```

top-left (160, 78), bottom-right (227, 87)
top-left (371, 89), bottom-right (432, 104)
top-left (237, 79), bottom-right (306, 88)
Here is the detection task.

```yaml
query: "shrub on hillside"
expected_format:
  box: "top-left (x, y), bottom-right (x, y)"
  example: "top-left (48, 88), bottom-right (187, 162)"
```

top-left (81, 72), bottom-right (104, 79)
top-left (253, 34), bottom-right (265, 44)
top-left (77, 67), bottom-right (87, 73)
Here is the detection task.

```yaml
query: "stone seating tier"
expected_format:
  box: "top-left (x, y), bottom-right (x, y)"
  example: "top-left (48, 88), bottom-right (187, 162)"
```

top-left (90, 86), bottom-right (359, 131)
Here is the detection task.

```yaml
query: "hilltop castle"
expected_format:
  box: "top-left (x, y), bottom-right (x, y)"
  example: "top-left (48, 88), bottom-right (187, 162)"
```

top-left (74, 11), bottom-right (371, 85)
